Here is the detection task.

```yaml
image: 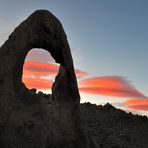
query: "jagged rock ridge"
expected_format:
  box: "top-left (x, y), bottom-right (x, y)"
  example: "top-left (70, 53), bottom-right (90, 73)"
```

top-left (81, 103), bottom-right (148, 148)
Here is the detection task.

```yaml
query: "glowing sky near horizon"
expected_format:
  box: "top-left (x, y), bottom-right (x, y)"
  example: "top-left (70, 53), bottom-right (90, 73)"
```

top-left (0, 0), bottom-right (148, 115)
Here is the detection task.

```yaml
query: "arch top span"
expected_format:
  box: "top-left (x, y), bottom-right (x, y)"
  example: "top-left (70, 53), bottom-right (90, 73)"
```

top-left (0, 10), bottom-right (80, 103)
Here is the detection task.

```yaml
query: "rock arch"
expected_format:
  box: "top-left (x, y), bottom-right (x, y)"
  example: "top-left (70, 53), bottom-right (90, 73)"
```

top-left (0, 10), bottom-right (97, 148)
top-left (0, 10), bottom-right (80, 103)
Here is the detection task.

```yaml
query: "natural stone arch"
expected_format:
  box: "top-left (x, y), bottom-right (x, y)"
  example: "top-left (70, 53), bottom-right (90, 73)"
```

top-left (0, 10), bottom-right (97, 148)
top-left (0, 10), bottom-right (80, 103)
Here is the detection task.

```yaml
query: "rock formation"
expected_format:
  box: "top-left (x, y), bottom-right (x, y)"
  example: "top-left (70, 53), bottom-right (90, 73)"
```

top-left (81, 103), bottom-right (148, 148)
top-left (0, 10), bottom-right (97, 148)
top-left (1, 9), bottom-right (147, 148)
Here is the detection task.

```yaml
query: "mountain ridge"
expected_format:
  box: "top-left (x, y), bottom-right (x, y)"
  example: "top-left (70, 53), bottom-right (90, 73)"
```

top-left (81, 102), bottom-right (148, 148)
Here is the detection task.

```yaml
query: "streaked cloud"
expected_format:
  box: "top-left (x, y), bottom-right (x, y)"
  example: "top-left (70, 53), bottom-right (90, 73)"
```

top-left (79, 76), bottom-right (148, 112)
top-left (79, 76), bottom-right (146, 98)
top-left (22, 60), bottom-right (88, 91)
top-left (23, 61), bottom-right (59, 77)
top-left (23, 61), bottom-right (88, 78)
top-left (22, 77), bottom-right (53, 90)
top-left (75, 69), bottom-right (88, 78)
top-left (125, 98), bottom-right (148, 111)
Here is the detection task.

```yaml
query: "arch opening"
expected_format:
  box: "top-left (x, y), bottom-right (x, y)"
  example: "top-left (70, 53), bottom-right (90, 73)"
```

top-left (22, 48), bottom-right (60, 97)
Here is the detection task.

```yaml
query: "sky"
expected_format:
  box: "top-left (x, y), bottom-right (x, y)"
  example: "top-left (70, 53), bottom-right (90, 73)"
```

top-left (0, 0), bottom-right (148, 116)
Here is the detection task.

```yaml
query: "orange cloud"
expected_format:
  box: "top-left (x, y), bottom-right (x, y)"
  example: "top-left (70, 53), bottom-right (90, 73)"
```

top-left (127, 105), bottom-right (148, 111)
top-left (22, 77), bottom-right (53, 90)
top-left (75, 69), bottom-right (88, 78)
top-left (23, 61), bottom-right (59, 77)
top-left (125, 98), bottom-right (148, 105)
top-left (79, 76), bottom-right (146, 98)
top-left (22, 61), bottom-right (88, 90)
top-left (23, 61), bottom-right (87, 78)
top-left (125, 98), bottom-right (148, 111)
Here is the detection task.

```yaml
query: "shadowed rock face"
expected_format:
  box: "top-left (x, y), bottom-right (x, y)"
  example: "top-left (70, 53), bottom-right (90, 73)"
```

top-left (81, 103), bottom-right (148, 148)
top-left (0, 10), bottom-right (80, 103)
top-left (0, 10), bottom-right (97, 148)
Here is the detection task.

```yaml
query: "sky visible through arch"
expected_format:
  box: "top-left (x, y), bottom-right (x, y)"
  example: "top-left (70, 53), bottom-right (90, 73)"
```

top-left (0, 0), bottom-right (148, 116)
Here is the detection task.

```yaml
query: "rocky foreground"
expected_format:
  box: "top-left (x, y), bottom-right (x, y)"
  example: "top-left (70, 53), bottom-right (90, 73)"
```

top-left (81, 102), bottom-right (148, 148)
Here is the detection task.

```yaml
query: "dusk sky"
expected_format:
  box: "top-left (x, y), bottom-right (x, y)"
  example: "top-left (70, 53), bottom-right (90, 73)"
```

top-left (0, 0), bottom-right (148, 116)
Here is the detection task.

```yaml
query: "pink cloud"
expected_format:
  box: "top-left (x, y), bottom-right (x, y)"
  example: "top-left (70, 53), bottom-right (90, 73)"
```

top-left (79, 76), bottom-right (146, 98)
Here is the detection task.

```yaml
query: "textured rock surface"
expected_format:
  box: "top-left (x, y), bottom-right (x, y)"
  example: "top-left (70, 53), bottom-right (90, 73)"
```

top-left (0, 10), bottom-right (96, 148)
top-left (81, 103), bottom-right (148, 148)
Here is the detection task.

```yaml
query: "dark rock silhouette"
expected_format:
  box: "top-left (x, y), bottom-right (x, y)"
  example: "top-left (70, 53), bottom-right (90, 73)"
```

top-left (0, 10), bottom-right (96, 148)
top-left (0, 10), bottom-right (148, 148)
top-left (81, 103), bottom-right (148, 148)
